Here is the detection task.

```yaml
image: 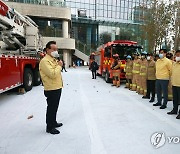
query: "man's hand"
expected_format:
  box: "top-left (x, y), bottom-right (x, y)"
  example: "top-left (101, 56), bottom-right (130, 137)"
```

top-left (58, 60), bottom-right (63, 67)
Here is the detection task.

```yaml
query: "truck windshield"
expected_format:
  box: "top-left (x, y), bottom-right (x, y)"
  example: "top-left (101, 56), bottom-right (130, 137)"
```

top-left (112, 44), bottom-right (142, 60)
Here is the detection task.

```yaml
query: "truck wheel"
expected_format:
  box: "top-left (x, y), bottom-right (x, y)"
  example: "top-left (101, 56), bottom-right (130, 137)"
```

top-left (23, 68), bottom-right (33, 91)
top-left (33, 67), bottom-right (41, 86)
top-left (105, 71), bottom-right (110, 83)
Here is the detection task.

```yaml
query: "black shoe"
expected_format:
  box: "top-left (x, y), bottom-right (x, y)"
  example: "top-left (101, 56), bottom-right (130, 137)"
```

top-left (142, 96), bottom-right (150, 99)
top-left (153, 103), bottom-right (161, 106)
top-left (160, 105), bottom-right (167, 109)
top-left (167, 110), bottom-right (177, 115)
top-left (149, 98), bottom-right (155, 103)
top-left (46, 128), bottom-right (60, 134)
top-left (92, 78), bottom-right (94, 79)
top-left (176, 114), bottom-right (180, 119)
top-left (55, 123), bottom-right (63, 128)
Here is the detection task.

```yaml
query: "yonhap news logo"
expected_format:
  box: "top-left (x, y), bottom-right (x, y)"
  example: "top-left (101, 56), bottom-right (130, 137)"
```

top-left (151, 132), bottom-right (166, 148)
top-left (151, 132), bottom-right (180, 148)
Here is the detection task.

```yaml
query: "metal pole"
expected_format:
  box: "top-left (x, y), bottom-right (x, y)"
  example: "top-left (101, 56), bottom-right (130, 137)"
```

top-left (95, 0), bottom-right (97, 20)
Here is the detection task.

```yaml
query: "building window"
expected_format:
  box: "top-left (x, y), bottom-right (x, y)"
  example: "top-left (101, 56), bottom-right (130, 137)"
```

top-left (30, 16), bottom-right (63, 37)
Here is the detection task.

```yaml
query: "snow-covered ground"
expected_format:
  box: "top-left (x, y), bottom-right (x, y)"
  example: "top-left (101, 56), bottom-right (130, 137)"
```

top-left (0, 67), bottom-right (180, 154)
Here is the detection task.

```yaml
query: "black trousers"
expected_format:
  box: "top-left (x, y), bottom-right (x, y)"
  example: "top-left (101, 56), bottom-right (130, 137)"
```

top-left (172, 86), bottom-right (180, 113)
top-left (146, 80), bottom-right (156, 98)
top-left (44, 89), bottom-right (62, 130)
top-left (156, 79), bottom-right (169, 105)
top-left (61, 66), bottom-right (67, 72)
top-left (92, 70), bottom-right (97, 79)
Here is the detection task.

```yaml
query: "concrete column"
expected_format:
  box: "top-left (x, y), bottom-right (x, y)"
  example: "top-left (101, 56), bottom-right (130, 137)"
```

top-left (111, 28), bottom-right (116, 41)
top-left (62, 20), bottom-right (69, 38)
top-left (63, 50), bottom-right (72, 68)
top-left (69, 51), bottom-right (72, 67)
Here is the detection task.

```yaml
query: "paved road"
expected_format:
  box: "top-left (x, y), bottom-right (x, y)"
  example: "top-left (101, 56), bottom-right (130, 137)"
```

top-left (0, 67), bottom-right (179, 154)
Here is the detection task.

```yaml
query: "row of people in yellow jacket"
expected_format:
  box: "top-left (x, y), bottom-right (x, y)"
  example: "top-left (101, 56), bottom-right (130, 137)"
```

top-left (125, 51), bottom-right (155, 98)
top-left (125, 49), bottom-right (180, 119)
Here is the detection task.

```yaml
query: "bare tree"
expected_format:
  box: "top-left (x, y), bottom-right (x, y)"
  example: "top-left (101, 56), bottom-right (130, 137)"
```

top-left (99, 32), bottom-right (111, 44)
top-left (172, 1), bottom-right (180, 50)
top-left (141, 0), bottom-right (174, 52)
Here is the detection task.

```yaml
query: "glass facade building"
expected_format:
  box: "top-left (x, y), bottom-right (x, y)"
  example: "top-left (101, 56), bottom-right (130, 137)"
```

top-left (7, 0), bottom-right (66, 7)
top-left (6, 0), bottom-right (148, 54)
top-left (66, 0), bottom-right (147, 22)
top-left (6, 0), bottom-right (68, 38)
top-left (30, 17), bottom-right (64, 37)
top-left (65, 0), bottom-right (147, 53)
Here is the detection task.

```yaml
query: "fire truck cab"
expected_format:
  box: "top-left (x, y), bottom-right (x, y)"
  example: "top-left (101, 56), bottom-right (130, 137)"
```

top-left (91, 40), bottom-right (142, 83)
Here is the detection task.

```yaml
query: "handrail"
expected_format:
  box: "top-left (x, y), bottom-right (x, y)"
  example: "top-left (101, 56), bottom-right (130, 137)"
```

top-left (75, 39), bottom-right (96, 56)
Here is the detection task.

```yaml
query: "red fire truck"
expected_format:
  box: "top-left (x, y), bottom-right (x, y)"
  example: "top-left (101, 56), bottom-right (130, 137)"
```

top-left (90, 40), bottom-right (142, 83)
top-left (0, 0), bottom-right (42, 93)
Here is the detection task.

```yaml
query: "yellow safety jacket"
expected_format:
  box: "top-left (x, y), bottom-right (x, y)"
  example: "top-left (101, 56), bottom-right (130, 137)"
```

top-left (125, 60), bottom-right (133, 79)
top-left (111, 60), bottom-right (121, 77)
top-left (147, 60), bottom-right (156, 80)
top-left (140, 59), bottom-right (147, 78)
top-left (132, 59), bottom-right (141, 74)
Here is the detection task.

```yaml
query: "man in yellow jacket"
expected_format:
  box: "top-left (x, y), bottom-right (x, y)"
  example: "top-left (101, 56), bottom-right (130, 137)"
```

top-left (166, 52), bottom-right (174, 101)
top-left (167, 50), bottom-right (180, 119)
top-left (153, 49), bottom-right (172, 109)
top-left (143, 53), bottom-right (156, 102)
top-left (39, 41), bottom-right (63, 135)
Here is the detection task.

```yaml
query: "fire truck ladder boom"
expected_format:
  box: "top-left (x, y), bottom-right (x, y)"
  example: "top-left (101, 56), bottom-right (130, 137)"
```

top-left (0, 0), bottom-right (42, 53)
